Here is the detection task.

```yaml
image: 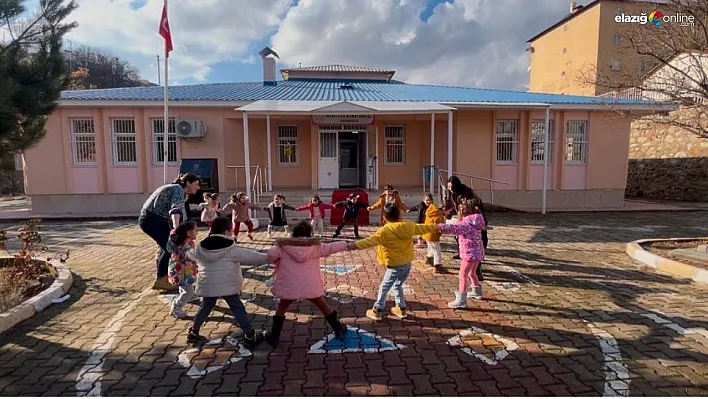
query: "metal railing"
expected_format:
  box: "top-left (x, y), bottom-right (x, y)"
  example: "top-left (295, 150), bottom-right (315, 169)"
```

top-left (226, 165), bottom-right (270, 204)
top-left (422, 165), bottom-right (509, 205)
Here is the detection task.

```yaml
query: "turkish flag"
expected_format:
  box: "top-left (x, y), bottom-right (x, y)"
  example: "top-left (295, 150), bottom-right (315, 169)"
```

top-left (158, 2), bottom-right (173, 56)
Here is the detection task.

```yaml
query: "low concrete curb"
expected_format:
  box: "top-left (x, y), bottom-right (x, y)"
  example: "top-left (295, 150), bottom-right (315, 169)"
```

top-left (0, 260), bottom-right (73, 335)
top-left (626, 238), bottom-right (708, 285)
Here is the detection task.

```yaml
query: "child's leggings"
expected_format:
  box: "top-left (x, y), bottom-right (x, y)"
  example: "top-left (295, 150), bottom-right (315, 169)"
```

top-left (233, 219), bottom-right (254, 236)
top-left (459, 260), bottom-right (480, 292)
top-left (311, 215), bottom-right (324, 235)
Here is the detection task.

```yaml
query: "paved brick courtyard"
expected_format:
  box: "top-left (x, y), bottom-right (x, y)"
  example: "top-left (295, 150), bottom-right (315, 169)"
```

top-left (2, 211), bottom-right (708, 396)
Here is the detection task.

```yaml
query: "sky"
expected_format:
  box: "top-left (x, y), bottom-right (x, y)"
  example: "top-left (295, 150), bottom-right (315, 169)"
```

top-left (56, 0), bottom-right (594, 89)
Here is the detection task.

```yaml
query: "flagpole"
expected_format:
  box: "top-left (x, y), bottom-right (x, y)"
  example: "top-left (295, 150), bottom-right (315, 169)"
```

top-left (162, 0), bottom-right (169, 184)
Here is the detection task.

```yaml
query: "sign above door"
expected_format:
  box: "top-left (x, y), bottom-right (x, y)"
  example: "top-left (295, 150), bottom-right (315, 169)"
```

top-left (312, 114), bottom-right (375, 125)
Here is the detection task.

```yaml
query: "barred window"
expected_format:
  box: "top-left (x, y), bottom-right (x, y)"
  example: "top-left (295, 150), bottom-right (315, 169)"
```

top-left (70, 118), bottom-right (96, 165)
top-left (277, 125), bottom-right (298, 165)
top-left (151, 118), bottom-right (178, 165)
top-left (111, 118), bottom-right (137, 165)
top-left (495, 120), bottom-right (519, 164)
top-left (530, 120), bottom-right (554, 164)
top-left (565, 120), bottom-right (588, 164)
top-left (384, 125), bottom-right (405, 165)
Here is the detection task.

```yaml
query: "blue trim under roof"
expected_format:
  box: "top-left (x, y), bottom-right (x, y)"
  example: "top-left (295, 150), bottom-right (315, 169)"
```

top-left (59, 79), bottom-right (659, 105)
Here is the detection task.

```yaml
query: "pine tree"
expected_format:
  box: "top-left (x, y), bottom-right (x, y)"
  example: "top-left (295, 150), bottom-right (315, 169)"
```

top-left (0, 0), bottom-right (78, 154)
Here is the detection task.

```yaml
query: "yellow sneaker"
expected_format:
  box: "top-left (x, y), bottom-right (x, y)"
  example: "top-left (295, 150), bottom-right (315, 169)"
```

top-left (391, 306), bottom-right (407, 319)
top-left (366, 308), bottom-right (383, 321)
top-left (151, 276), bottom-right (177, 292)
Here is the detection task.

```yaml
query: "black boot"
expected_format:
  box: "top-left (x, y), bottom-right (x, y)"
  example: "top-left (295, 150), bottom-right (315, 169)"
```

top-left (353, 224), bottom-right (361, 239)
top-left (325, 311), bottom-right (347, 340)
top-left (242, 330), bottom-right (264, 351)
top-left (265, 316), bottom-right (285, 348)
top-left (434, 264), bottom-right (445, 274)
top-left (425, 256), bottom-right (434, 266)
top-left (187, 327), bottom-right (206, 344)
top-left (476, 263), bottom-right (484, 281)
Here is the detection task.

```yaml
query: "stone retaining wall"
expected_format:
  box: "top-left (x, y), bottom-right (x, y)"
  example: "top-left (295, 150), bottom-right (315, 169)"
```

top-left (627, 114), bottom-right (708, 202)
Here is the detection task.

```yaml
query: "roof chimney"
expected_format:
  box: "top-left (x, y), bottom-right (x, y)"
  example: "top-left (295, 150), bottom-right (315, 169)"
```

top-left (258, 47), bottom-right (279, 86)
top-left (570, 1), bottom-right (577, 12)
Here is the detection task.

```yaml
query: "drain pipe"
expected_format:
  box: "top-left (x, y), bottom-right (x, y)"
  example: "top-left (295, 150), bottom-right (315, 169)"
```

top-left (542, 104), bottom-right (551, 215)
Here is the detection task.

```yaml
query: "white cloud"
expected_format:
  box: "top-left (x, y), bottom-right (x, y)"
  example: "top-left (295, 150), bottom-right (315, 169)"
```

top-left (65, 0), bottom-right (291, 83)
top-left (271, 0), bottom-right (587, 90)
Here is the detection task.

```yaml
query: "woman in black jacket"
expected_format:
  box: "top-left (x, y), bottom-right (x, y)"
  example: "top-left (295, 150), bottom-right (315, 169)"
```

top-left (443, 176), bottom-right (489, 280)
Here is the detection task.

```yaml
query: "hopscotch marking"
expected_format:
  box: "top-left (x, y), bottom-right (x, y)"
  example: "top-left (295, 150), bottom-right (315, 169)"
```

top-left (308, 326), bottom-right (405, 354)
top-left (320, 264), bottom-right (362, 275)
top-left (388, 283), bottom-right (414, 299)
top-left (177, 337), bottom-right (251, 379)
top-left (584, 320), bottom-right (631, 397)
top-left (75, 289), bottom-right (152, 396)
top-left (326, 285), bottom-right (368, 304)
top-left (447, 327), bottom-right (519, 365)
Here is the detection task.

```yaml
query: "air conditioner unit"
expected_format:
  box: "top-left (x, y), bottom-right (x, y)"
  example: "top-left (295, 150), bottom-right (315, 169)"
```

top-left (176, 120), bottom-right (206, 138)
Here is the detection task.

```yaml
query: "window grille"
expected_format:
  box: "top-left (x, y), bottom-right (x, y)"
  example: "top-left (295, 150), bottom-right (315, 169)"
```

top-left (495, 120), bottom-right (519, 164)
top-left (565, 120), bottom-right (588, 164)
top-left (277, 125), bottom-right (298, 165)
top-left (384, 125), bottom-right (405, 165)
top-left (111, 118), bottom-right (137, 165)
top-left (70, 118), bottom-right (96, 165)
top-left (530, 120), bottom-right (554, 164)
top-left (151, 118), bottom-right (178, 165)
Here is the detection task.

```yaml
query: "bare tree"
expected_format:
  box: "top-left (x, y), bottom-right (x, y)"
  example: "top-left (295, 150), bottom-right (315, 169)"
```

top-left (579, 0), bottom-right (708, 138)
top-left (64, 45), bottom-right (147, 89)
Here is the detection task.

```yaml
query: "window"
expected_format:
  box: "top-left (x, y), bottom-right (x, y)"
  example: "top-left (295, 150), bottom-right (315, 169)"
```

top-left (277, 125), bottom-right (298, 165)
top-left (531, 120), bottom-right (554, 164)
top-left (151, 118), bottom-right (178, 165)
top-left (111, 118), bottom-right (137, 165)
top-left (615, 7), bottom-right (624, 16)
top-left (637, 61), bottom-right (646, 74)
top-left (613, 33), bottom-right (622, 45)
top-left (495, 120), bottom-right (519, 164)
top-left (384, 125), bottom-right (405, 165)
top-left (565, 120), bottom-right (588, 164)
top-left (611, 59), bottom-right (621, 71)
top-left (69, 118), bottom-right (96, 165)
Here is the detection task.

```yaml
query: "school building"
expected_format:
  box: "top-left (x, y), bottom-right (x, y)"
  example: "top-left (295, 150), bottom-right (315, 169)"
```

top-left (21, 49), bottom-right (673, 216)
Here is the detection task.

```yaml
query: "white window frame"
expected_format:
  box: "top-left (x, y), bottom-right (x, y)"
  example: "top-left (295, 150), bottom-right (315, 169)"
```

top-left (611, 59), bottom-right (621, 71)
top-left (530, 120), bottom-right (554, 165)
top-left (69, 117), bottom-right (97, 166)
top-left (565, 120), bottom-right (588, 164)
top-left (151, 118), bottom-right (178, 165)
top-left (111, 118), bottom-right (137, 166)
top-left (383, 125), bottom-right (405, 165)
top-left (277, 125), bottom-right (299, 166)
top-left (495, 120), bottom-right (519, 164)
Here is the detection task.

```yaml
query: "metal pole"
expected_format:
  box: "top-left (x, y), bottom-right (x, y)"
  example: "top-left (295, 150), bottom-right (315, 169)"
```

top-left (162, 2), bottom-right (169, 184)
top-left (447, 110), bottom-right (453, 180)
top-left (243, 113), bottom-right (252, 219)
top-left (157, 55), bottom-right (161, 86)
top-left (429, 113), bottom-right (435, 194)
top-left (266, 113), bottom-right (273, 192)
top-left (542, 105), bottom-right (550, 214)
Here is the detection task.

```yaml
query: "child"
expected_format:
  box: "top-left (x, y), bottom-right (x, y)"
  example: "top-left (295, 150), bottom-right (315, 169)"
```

top-left (167, 221), bottom-right (199, 319)
top-left (350, 203), bottom-right (436, 321)
top-left (200, 193), bottom-right (220, 231)
top-left (333, 193), bottom-right (368, 239)
top-left (437, 198), bottom-right (486, 308)
top-left (266, 194), bottom-right (296, 238)
top-left (264, 220), bottom-right (350, 347)
top-left (296, 194), bottom-right (334, 237)
top-left (187, 216), bottom-right (269, 349)
top-left (368, 185), bottom-right (407, 225)
top-left (420, 194), bottom-right (446, 274)
top-left (406, 197), bottom-right (430, 248)
top-left (222, 192), bottom-right (263, 241)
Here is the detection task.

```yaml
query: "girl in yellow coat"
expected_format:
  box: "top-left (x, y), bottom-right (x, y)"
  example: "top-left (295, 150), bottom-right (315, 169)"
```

top-left (420, 193), bottom-right (446, 273)
top-left (368, 185), bottom-right (408, 225)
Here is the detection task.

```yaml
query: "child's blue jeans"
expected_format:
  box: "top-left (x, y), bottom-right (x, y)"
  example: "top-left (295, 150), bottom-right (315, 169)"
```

top-left (374, 263), bottom-right (412, 310)
top-left (192, 294), bottom-right (253, 334)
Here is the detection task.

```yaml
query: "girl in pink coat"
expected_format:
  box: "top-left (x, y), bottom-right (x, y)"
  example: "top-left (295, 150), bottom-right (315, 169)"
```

top-left (296, 194), bottom-right (335, 237)
top-left (265, 220), bottom-right (350, 347)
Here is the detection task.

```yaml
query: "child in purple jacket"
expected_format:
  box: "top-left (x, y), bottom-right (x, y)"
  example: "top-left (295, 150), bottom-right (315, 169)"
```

top-left (437, 197), bottom-right (486, 308)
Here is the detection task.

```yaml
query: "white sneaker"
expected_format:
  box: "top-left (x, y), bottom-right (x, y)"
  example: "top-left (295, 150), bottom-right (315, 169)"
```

top-left (170, 303), bottom-right (188, 319)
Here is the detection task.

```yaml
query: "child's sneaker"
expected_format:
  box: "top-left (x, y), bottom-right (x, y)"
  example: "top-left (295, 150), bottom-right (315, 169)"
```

top-left (170, 302), bottom-right (188, 319)
top-left (425, 256), bottom-right (434, 266)
top-left (187, 328), bottom-right (206, 344)
top-left (366, 308), bottom-right (383, 321)
top-left (242, 331), bottom-right (264, 350)
top-left (332, 232), bottom-right (340, 238)
top-left (391, 306), bottom-right (407, 319)
top-left (434, 264), bottom-right (446, 274)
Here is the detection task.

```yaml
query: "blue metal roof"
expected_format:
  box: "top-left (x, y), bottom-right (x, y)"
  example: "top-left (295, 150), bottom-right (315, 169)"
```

top-left (59, 78), bottom-right (655, 105)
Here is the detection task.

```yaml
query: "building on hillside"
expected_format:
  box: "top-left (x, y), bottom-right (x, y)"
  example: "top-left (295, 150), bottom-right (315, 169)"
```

top-left (21, 48), bottom-right (672, 216)
top-left (601, 50), bottom-right (708, 201)
top-left (526, 0), bottom-right (676, 96)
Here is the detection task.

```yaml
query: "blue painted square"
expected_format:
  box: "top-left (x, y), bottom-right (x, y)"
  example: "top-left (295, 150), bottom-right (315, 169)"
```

top-left (324, 329), bottom-right (394, 351)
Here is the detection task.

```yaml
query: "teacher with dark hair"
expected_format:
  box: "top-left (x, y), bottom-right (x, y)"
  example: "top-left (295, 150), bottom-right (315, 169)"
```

top-left (443, 175), bottom-right (489, 280)
top-left (139, 173), bottom-right (201, 292)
